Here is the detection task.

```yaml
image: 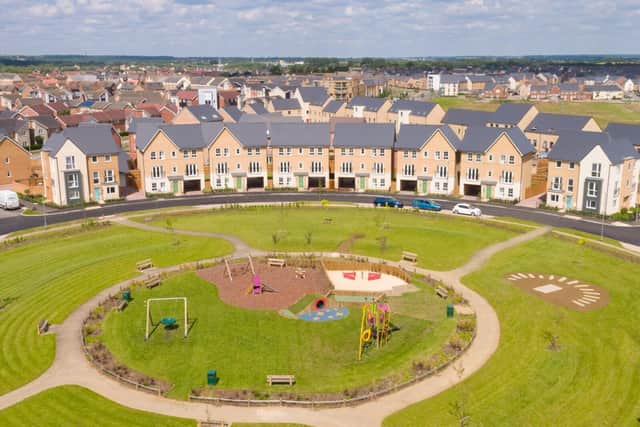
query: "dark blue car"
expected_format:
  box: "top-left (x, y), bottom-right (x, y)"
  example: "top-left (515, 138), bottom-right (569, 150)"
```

top-left (411, 198), bottom-right (442, 211)
top-left (373, 196), bottom-right (403, 208)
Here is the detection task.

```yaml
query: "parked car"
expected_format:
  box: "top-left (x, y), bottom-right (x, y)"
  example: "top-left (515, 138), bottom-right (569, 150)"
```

top-left (373, 196), bottom-right (403, 208)
top-left (452, 203), bottom-right (481, 216)
top-left (0, 190), bottom-right (20, 210)
top-left (411, 198), bottom-right (442, 211)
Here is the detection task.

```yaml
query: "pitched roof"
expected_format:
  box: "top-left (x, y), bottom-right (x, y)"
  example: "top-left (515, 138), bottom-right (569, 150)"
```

top-left (184, 104), bottom-right (222, 122)
top-left (269, 123), bottom-right (330, 147)
top-left (526, 113), bottom-right (595, 133)
top-left (222, 123), bottom-right (268, 148)
top-left (30, 115), bottom-right (62, 130)
top-left (396, 125), bottom-right (461, 151)
top-left (271, 98), bottom-right (301, 111)
top-left (220, 106), bottom-right (243, 122)
top-left (238, 112), bottom-right (301, 124)
top-left (0, 118), bottom-right (28, 134)
top-left (604, 123), bottom-right (640, 146)
top-left (333, 123), bottom-right (395, 148)
top-left (248, 102), bottom-right (268, 115)
top-left (43, 124), bottom-right (119, 156)
top-left (128, 117), bottom-right (164, 133)
top-left (347, 96), bottom-right (387, 112)
top-left (459, 126), bottom-right (535, 156)
top-left (388, 100), bottom-right (438, 117)
top-left (297, 87), bottom-right (329, 106)
top-left (548, 130), bottom-right (640, 163)
top-left (488, 103), bottom-right (534, 125)
top-left (441, 108), bottom-right (492, 126)
top-left (323, 99), bottom-right (345, 114)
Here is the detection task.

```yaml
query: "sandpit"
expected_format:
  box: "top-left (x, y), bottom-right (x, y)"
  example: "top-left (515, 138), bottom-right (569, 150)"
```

top-left (326, 270), bottom-right (408, 293)
top-left (506, 273), bottom-right (609, 311)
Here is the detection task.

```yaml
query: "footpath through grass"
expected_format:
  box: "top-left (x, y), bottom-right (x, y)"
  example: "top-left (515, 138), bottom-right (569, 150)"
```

top-left (102, 273), bottom-right (456, 399)
top-left (0, 224), bottom-right (233, 395)
top-left (384, 235), bottom-right (640, 426)
top-left (0, 385), bottom-right (194, 426)
top-left (137, 206), bottom-right (522, 271)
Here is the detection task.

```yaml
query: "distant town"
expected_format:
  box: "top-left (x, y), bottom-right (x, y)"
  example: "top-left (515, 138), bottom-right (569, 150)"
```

top-left (0, 55), bottom-right (639, 218)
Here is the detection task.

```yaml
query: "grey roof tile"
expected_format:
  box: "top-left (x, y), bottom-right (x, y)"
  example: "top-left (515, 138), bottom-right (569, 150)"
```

top-left (549, 130), bottom-right (640, 163)
top-left (488, 103), bottom-right (534, 125)
top-left (388, 100), bottom-right (438, 117)
top-left (323, 100), bottom-right (345, 114)
top-left (442, 108), bottom-right (492, 126)
top-left (526, 113), bottom-right (594, 133)
top-left (298, 87), bottom-right (330, 106)
top-left (271, 98), bottom-right (301, 111)
top-left (42, 123), bottom-right (119, 156)
top-left (346, 96), bottom-right (387, 112)
top-left (333, 123), bottom-right (395, 148)
top-left (185, 104), bottom-right (223, 122)
top-left (396, 125), bottom-right (461, 151)
top-left (269, 123), bottom-right (330, 147)
top-left (460, 126), bottom-right (535, 156)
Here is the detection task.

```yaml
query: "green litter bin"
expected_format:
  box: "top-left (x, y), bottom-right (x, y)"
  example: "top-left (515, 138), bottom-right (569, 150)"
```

top-left (446, 304), bottom-right (454, 318)
top-left (207, 370), bottom-right (218, 385)
top-left (122, 290), bottom-right (131, 302)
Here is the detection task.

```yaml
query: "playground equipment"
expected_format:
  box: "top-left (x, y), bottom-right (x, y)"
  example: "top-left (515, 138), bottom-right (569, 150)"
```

top-left (245, 274), bottom-right (277, 295)
top-left (357, 302), bottom-right (391, 361)
top-left (313, 297), bottom-right (327, 310)
top-left (144, 297), bottom-right (188, 340)
top-left (226, 255), bottom-right (256, 281)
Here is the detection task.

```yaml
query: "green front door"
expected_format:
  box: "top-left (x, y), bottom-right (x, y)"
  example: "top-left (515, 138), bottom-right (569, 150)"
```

top-left (485, 185), bottom-right (492, 199)
top-left (359, 177), bottom-right (365, 190)
top-left (298, 176), bottom-right (304, 189)
top-left (236, 177), bottom-right (242, 190)
top-left (172, 180), bottom-right (179, 194)
top-left (421, 180), bottom-right (427, 194)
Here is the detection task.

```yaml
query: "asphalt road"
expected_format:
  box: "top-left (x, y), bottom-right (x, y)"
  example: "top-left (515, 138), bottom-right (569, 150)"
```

top-left (2, 192), bottom-right (640, 245)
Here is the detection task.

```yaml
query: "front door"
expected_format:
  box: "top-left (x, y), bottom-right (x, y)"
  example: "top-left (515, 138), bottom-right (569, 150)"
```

top-left (421, 180), bottom-right (427, 194)
top-left (298, 176), bottom-right (304, 189)
top-left (485, 185), bottom-right (492, 199)
top-left (172, 180), bottom-right (179, 194)
top-left (566, 195), bottom-right (573, 210)
top-left (236, 177), bottom-right (242, 190)
top-left (359, 177), bottom-right (365, 190)
top-left (94, 188), bottom-right (100, 201)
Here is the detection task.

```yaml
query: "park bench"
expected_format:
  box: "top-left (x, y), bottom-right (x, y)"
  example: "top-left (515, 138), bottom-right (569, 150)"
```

top-left (266, 374), bottom-right (296, 386)
top-left (117, 300), bottom-right (128, 311)
top-left (144, 276), bottom-right (162, 289)
top-left (435, 286), bottom-right (449, 299)
top-left (401, 251), bottom-right (418, 263)
top-left (37, 319), bottom-right (49, 335)
top-left (268, 258), bottom-right (286, 268)
top-left (295, 268), bottom-right (306, 279)
top-left (136, 259), bottom-right (154, 271)
top-left (323, 217), bottom-right (333, 224)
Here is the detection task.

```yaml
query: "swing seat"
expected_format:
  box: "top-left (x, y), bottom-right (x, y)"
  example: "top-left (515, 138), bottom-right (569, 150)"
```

top-left (160, 317), bottom-right (177, 326)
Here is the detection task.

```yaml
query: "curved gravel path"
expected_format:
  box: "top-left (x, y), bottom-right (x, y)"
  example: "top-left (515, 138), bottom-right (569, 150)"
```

top-left (0, 214), bottom-right (550, 426)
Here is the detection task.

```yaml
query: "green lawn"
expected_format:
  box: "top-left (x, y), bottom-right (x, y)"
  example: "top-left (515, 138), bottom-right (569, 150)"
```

top-left (137, 206), bottom-right (522, 270)
top-left (0, 386), bottom-right (194, 426)
top-left (384, 235), bottom-right (640, 426)
top-left (0, 225), bottom-right (233, 395)
top-left (432, 96), bottom-right (640, 127)
top-left (101, 273), bottom-right (456, 399)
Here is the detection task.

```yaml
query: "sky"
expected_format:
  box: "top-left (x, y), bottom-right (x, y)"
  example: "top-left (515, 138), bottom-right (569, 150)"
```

top-left (1, 0), bottom-right (639, 57)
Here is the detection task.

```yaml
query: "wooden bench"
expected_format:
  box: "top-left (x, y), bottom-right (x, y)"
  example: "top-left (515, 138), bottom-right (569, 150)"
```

top-left (37, 319), bottom-right (49, 335)
top-left (402, 251), bottom-right (418, 263)
top-left (295, 268), bottom-right (306, 279)
top-left (117, 300), bottom-right (128, 311)
top-left (136, 259), bottom-right (154, 271)
top-left (144, 276), bottom-right (161, 289)
top-left (435, 286), bottom-right (449, 299)
top-left (323, 217), bottom-right (333, 224)
top-left (268, 258), bottom-right (286, 268)
top-left (267, 374), bottom-right (296, 386)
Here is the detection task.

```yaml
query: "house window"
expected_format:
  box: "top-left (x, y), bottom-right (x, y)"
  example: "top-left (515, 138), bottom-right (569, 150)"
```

top-left (340, 148), bottom-right (346, 156)
top-left (106, 186), bottom-right (116, 195)
top-left (67, 174), bottom-right (79, 188)
top-left (215, 148), bottom-right (221, 157)
top-left (556, 161), bottom-right (562, 168)
top-left (379, 149), bottom-right (385, 156)
top-left (403, 151), bottom-right (408, 159)
top-left (552, 176), bottom-right (562, 191)
top-left (216, 163), bottom-right (228, 174)
top-left (340, 162), bottom-right (353, 173)
top-left (172, 166), bottom-right (177, 173)
top-left (150, 152), bottom-right (156, 160)
top-left (151, 182), bottom-right (157, 192)
top-left (587, 181), bottom-right (598, 197)
top-left (298, 148), bottom-right (303, 155)
top-left (105, 154), bottom-right (112, 162)
top-left (298, 162), bottom-right (303, 169)
top-left (550, 194), bottom-right (559, 203)
top-left (443, 151), bottom-right (449, 160)
top-left (65, 156), bottom-right (75, 170)
top-left (311, 161), bottom-right (322, 173)
top-left (191, 149), bottom-right (197, 158)
top-left (348, 148), bottom-right (354, 156)
top-left (310, 148), bottom-right (315, 155)
top-left (151, 165), bottom-right (164, 178)
top-left (508, 188), bottom-right (514, 198)
top-left (171, 151), bottom-right (176, 158)
top-left (591, 163), bottom-right (601, 178)
top-left (256, 148), bottom-right (261, 155)
top-left (436, 165), bottom-right (448, 178)
top-left (569, 162), bottom-right (575, 169)
top-left (467, 168), bottom-right (479, 181)
top-left (286, 148), bottom-right (292, 156)
top-left (92, 171), bottom-right (99, 184)
top-left (499, 154), bottom-right (506, 164)
top-left (223, 148), bottom-right (229, 157)
top-left (279, 161), bottom-right (291, 173)
top-left (372, 148), bottom-right (377, 157)
top-left (317, 147), bottom-right (323, 155)
top-left (488, 170), bottom-right (493, 177)
top-left (360, 148), bottom-right (365, 155)
top-left (360, 163), bottom-right (365, 170)
top-left (236, 148), bottom-right (241, 155)
top-left (69, 190), bottom-right (80, 200)
top-left (567, 179), bottom-right (574, 192)
top-left (183, 151), bottom-right (189, 159)
top-left (435, 151), bottom-right (441, 160)
top-left (186, 164), bottom-right (198, 176)
top-left (501, 171), bottom-right (513, 184)
top-left (91, 156), bottom-right (98, 163)
top-left (586, 199), bottom-right (597, 210)
top-left (476, 154), bottom-right (482, 162)
top-left (424, 151), bottom-right (429, 158)
top-left (403, 164), bottom-right (415, 176)
top-left (373, 162), bottom-right (384, 174)
top-left (248, 148), bottom-right (252, 156)
top-left (508, 155), bottom-right (515, 165)
top-left (158, 151), bottom-right (164, 160)
top-left (488, 154), bottom-right (493, 162)
top-left (467, 153), bottom-right (473, 161)
top-left (249, 162), bottom-right (261, 173)
top-left (279, 147), bottom-right (284, 156)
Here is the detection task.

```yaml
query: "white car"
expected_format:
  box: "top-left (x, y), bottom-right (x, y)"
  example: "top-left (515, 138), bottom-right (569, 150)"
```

top-left (452, 203), bottom-right (482, 217)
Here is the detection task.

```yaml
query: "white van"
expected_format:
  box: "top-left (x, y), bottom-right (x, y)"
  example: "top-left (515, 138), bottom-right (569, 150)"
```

top-left (0, 190), bottom-right (20, 210)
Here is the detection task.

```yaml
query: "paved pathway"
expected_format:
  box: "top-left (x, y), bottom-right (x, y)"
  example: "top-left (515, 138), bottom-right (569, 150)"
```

top-left (0, 217), bottom-right (550, 426)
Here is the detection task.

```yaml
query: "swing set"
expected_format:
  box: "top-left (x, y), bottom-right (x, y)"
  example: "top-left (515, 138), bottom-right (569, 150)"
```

top-left (144, 297), bottom-right (189, 341)
top-left (357, 302), bottom-right (391, 361)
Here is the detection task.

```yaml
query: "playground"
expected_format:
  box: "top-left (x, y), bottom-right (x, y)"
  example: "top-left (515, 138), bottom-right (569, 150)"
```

top-left (196, 258), bottom-right (332, 310)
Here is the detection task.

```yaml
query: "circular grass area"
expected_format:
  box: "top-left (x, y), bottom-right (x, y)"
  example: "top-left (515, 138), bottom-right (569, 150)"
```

top-left (100, 272), bottom-right (459, 399)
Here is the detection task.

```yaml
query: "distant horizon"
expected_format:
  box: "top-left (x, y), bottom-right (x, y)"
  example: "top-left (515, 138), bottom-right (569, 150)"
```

top-left (2, 1), bottom-right (639, 58)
